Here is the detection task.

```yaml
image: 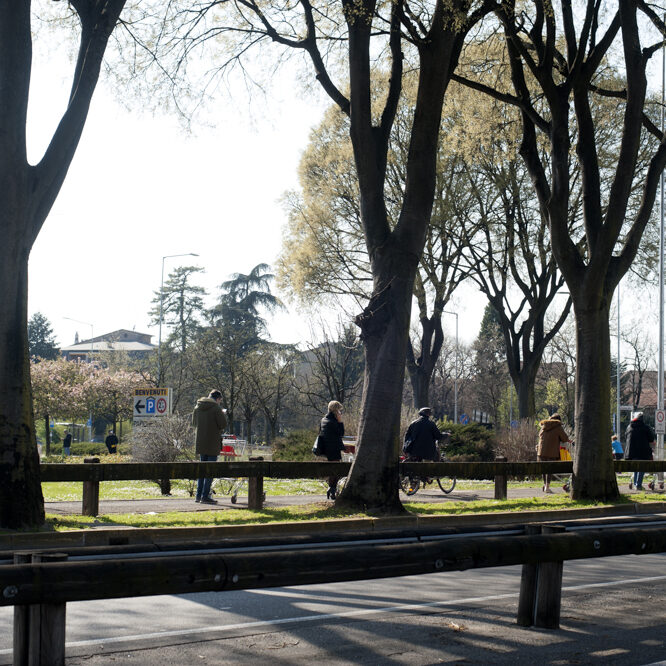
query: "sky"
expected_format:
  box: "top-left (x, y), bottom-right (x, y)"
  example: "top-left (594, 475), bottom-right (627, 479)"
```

top-left (25, 25), bottom-right (486, 353)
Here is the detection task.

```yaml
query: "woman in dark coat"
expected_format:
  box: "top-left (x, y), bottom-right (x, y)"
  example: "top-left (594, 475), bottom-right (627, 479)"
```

top-left (625, 412), bottom-right (655, 491)
top-left (319, 400), bottom-right (345, 499)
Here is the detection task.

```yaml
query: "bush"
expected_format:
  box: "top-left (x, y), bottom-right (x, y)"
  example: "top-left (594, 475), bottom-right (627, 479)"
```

top-left (494, 418), bottom-right (539, 462)
top-left (272, 430), bottom-right (318, 461)
top-left (46, 442), bottom-right (128, 456)
top-left (437, 420), bottom-right (496, 462)
top-left (131, 415), bottom-right (196, 495)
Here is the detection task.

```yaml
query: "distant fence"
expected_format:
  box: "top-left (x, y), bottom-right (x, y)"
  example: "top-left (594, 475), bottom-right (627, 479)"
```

top-left (38, 459), bottom-right (666, 516)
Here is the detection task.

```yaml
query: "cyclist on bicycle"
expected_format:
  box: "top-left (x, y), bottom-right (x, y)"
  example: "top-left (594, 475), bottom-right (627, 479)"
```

top-left (403, 408), bottom-right (446, 492)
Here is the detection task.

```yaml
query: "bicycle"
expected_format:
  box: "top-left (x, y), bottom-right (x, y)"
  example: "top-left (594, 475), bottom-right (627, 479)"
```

top-left (399, 446), bottom-right (456, 496)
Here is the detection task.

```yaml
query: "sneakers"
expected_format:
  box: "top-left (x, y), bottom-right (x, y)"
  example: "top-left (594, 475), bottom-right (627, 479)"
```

top-left (194, 497), bottom-right (201, 503)
top-left (200, 497), bottom-right (218, 505)
top-left (636, 486), bottom-right (645, 491)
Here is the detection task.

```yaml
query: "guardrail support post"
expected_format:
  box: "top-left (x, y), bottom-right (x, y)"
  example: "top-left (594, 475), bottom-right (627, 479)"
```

top-left (248, 457), bottom-right (264, 510)
top-left (494, 456), bottom-right (508, 500)
top-left (24, 552), bottom-right (68, 666)
top-left (13, 552), bottom-right (31, 666)
top-left (82, 457), bottom-right (100, 517)
top-left (517, 524), bottom-right (565, 629)
top-left (534, 525), bottom-right (565, 629)
top-left (516, 525), bottom-right (541, 626)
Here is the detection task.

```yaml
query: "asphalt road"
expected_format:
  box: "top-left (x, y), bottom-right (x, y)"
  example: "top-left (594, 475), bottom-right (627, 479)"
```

top-left (1, 552), bottom-right (666, 664)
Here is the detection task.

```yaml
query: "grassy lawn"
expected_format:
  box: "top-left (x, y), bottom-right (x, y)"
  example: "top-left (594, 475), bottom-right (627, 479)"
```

top-left (39, 491), bottom-right (657, 532)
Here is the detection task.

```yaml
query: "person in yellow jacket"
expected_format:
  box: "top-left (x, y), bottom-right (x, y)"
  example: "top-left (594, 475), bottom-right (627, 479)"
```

top-left (537, 413), bottom-right (571, 493)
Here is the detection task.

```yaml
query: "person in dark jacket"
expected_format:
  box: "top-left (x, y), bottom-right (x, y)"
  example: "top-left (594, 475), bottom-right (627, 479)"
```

top-left (625, 412), bottom-right (655, 491)
top-left (191, 390), bottom-right (228, 504)
top-left (105, 430), bottom-right (119, 454)
top-left (62, 431), bottom-right (72, 456)
top-left (403, 407), bottom-right (444, 461)
top-left (319, 400), bottom-right (345, 500)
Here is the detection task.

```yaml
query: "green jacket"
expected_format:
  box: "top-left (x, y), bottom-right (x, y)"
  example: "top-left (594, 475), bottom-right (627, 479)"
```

top-left (191, 398), bottom-right (227, 456)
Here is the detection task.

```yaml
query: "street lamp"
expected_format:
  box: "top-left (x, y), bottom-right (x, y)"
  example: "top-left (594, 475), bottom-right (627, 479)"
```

top-left (63, 316), bottom-right (94, 442)
top-left (443, 310), bottom-right (458, 424)
top-left (158, 253), bottom-right (199, 384)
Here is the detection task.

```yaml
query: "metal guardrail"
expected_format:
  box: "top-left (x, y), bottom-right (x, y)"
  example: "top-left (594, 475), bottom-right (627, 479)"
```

top-left (3, 521), bottom-right (666, 664)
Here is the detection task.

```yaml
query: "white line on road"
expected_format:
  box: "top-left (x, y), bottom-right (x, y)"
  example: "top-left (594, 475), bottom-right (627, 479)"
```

top-left (2, 573), bottom-right (666, 655)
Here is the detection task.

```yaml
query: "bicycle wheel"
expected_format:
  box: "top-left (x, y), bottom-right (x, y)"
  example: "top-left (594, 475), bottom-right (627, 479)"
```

top-left (400, 475), bottom-right (420, 496)
top-left (436, 476), bottom-right (456, 494)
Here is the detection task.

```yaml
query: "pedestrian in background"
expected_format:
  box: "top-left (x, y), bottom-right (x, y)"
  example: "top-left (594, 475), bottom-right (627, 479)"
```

top-left (537, 413), bottom-right (571, 493)
top-left (318, 400), bottom-right (345, 500)
top-left (192, 389), bottom-right (227, 504)
top-left (625, 412), bottom-right (655, 491)
top-left (611, 434), bottom-right (624, 460)
top-left (62, 430), bottom-right (72, 456)
top-left (105, 429), bottom-right (119, 454)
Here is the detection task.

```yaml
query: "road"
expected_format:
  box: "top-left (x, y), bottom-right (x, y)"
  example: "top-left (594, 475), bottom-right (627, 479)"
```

top-left (1, 552), bottom-right (666, 664)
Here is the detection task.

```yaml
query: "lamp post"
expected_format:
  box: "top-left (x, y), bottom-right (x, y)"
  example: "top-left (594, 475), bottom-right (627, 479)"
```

top-left (63, 316), bottom-right (94, 442)
top-left (443, 310), bottom-right (459, 424)
top-left (158, 253), bottom-right (199, 384)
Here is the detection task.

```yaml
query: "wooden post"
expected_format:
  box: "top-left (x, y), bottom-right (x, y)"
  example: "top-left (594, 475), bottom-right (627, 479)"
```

top-left (516, 524), bottom-right (541, 626)
top-left (28, 552), bottom-right (68, 666)
top-left (494, 456), bottom-right (508, 500)
top-left (13, 552), bottom-right (31, 666)
top-left (534, 525), bottom-right (566, 630)
top-left (248, 456), bottom-right (264, 510)
top-left (82, 457), bottom-right (100, 517)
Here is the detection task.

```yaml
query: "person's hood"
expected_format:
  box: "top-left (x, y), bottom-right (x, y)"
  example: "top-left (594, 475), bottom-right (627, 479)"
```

top-left (195, 397), bottom-right (218, 411)
top-left (540, 419), bottom-right (563, 431)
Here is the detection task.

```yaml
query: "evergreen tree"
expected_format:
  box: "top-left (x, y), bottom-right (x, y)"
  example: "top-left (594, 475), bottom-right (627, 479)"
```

top-left (28, 313), bottom-right (59, 361)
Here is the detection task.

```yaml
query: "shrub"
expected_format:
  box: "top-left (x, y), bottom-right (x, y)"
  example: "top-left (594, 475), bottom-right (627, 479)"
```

top-left (272, 430), bottom-right (318, 461)
top-left (131, 415), bottom-right (196, 495)
top-left (437, 420), bottom-right (496, 462)
top-left (494, 418), bottom-right (539, 462)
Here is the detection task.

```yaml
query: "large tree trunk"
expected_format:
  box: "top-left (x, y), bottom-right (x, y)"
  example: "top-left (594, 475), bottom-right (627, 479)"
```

top-left (0, 248), bottom-right (45, 528)
top-left (337, 246), bottom-right (417, 513)
top-left (571, 302), bottom-right (619, 500)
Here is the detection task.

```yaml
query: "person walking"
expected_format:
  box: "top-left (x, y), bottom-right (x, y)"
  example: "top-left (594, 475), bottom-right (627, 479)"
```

top-left (192, 389), bottom-right (227, 504)
top-left (62, 430), bottom-right (72, 456)
top-left (537, 413), bottom-right (571, 493)
top-left (318, 400), bottom-right (345, 500)
top-left (105, 429), bottom-right (119, 454)
top-left (611, 434), bottom-right (624, 461)
top-left (625, 412), bottom-right (655, 491)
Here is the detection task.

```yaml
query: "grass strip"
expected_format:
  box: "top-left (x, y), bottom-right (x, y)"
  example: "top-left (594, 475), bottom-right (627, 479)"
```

top-left (42, 492), bottom-right (653, 532)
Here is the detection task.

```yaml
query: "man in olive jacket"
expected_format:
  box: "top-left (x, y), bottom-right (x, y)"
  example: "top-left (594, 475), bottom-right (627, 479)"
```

top-left (192, 389), bottom-right (227, 504)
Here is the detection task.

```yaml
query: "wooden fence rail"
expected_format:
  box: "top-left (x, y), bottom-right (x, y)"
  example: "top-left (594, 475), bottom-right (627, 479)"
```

top-left (38, 459), bottom-right (666, 516)
top-left (2, 522), bottom-right (666, 664)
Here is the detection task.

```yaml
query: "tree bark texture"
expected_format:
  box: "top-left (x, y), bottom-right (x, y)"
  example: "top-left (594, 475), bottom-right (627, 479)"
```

top-left (0, 0), bottom-right (126, 528)
top-left (571, 303), bottom-right (619, 500)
